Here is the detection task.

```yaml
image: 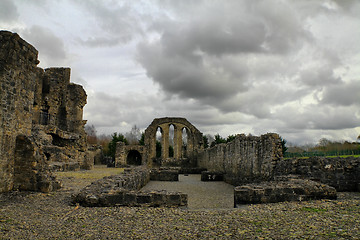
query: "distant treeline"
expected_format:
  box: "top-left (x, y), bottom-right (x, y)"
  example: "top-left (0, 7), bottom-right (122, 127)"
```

top-left (284, 138), bottom-right (360, 158)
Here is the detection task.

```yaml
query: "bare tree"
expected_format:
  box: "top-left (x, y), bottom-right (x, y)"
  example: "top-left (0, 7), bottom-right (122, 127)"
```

top-left (126, 125), bottom-right (141, 145)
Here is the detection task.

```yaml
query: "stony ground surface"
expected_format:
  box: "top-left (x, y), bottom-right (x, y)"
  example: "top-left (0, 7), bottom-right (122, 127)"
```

top-left (142, 174), bottom-right (234, 209)
top-left (1, 166), bottom-right (359, 239)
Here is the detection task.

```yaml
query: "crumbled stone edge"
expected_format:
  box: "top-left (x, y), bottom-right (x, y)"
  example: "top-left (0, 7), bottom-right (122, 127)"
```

top-left (72, 167), bottom-right (187, 207)
top-left (234, 177), bottom-right (337, 206)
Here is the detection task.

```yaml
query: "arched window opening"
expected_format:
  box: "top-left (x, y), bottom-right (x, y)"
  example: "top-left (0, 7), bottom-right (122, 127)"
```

top-left (182, 127), bottom-right (190, 158)
top-left (127, 150), bottom-right (142, 165)
top-left (156, 127), bottom-right (162, 158)
top-left (169, 124), bottom-right (175, 157)
top-left (182, 127), bottom-right (188, 146)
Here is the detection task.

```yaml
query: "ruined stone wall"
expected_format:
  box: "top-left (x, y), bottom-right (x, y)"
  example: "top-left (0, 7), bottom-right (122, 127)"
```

top-left (0, 31), bottom-right (40, 191)
top-left (0, 31), bottom-right (90, 192)
top-left (115, 142), bottom-right (147, 167)
top-left (144, 117), bottom-right (203, 167)
top-left (274, 156), bottom-right (360, 191)
top-left (198, 133), bottom-right (283, 186)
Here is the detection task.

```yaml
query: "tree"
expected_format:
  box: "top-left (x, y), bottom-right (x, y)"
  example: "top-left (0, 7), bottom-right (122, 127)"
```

top-left (85, 124), bottom-right (98, 145)
top-left (156, 140), bottom-right (162, 158)
top-left (126, 125), bottom-right (141, 145)
top-left (108, 133), bottom-right (128, 158)
top-left (139, 132), bottom-right (145, 145)
top-left (203, 135), bottom-right (209, 148)
top-left (280, 137), bottom-right (288, 155)
top-left (211, 134), bottom-right (227, 147)
top-left (226, 135), bottom-right (236, 143)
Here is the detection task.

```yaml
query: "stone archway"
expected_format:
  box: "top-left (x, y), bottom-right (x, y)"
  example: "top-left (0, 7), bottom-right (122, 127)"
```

top-left (127, 150), bottom-right (142, 165)
top-left (144, 117), bottom-right (203, 167)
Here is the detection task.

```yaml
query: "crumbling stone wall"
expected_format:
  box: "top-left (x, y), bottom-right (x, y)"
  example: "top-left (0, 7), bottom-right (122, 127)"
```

top-left (198, 133), bottom-right (283, 186)
top-left (144, 117), bottom-right (203, 167)
top-left (115, 142), bottom-right (147, 167)
top-left (0, 31), bottom-right (90, 192)
top-left (274, 156), bottom-right (360, 192)
top-left (72, 167), bottom-right (187, 207)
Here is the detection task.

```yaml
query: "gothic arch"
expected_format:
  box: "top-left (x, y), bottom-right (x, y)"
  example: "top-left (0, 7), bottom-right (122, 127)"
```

top-left (144, 117), bottom-right (203, 166)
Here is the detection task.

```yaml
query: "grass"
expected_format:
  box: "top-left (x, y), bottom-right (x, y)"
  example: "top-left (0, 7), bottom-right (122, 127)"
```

top-left (284, 154), bottom-right (360, 160)
top-left (300, 207), bottom-right (328, 213)
top-left (55, 165), bottom-right (124, 180)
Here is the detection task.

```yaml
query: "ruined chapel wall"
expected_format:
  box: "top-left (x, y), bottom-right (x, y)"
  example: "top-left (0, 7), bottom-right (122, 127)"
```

top-left (0, 31), bottom-right (40, 191)
top-left (144, 117), bottom-right (203, 167)
top-left (274, 156), bottom-right (360, 192)
top-left (198, 133), bottom-right (283, 186)
top-left (0, 31), bottom-right (90, 192)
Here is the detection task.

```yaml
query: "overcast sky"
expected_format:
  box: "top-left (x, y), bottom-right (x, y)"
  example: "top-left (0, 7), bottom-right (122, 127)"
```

top-left (1, 0), bottom-right (359, 145)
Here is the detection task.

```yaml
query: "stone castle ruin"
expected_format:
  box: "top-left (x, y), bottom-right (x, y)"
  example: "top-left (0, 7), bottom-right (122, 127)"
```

top-left (115, 117), bottom-right (203, 168)
top-left (1, 31), bottom-right (359, 207)
top-left (0, 31), bottom-right (92, 192)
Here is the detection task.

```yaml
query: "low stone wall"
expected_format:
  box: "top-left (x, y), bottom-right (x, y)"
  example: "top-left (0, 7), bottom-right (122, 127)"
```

top-left (72, 167), bottom-right (187, 207)
top-left (198, 133), bottom-right (283, 186)
top-left (234, 177), bottom-right (337, 205)
top-left (150, 168), bottom-right (179, 181)
top-left (274, 157), bottom-right (360, 192)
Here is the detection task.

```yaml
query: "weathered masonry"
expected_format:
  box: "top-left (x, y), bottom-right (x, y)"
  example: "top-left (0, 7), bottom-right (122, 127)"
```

top-left (116, 117), bottom-right (204, 168)
top-left (198, 133), bottom-right (283, 186)
top-left (0, 31), bottom-right (91, 192)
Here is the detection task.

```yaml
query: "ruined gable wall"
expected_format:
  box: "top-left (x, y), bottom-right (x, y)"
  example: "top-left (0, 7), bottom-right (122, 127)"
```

top-left (0, 31), bottom-right (40, 191)
top-left (0, 31), bottom-right (91, 192)
top-left (144, 117), bottom-right (203, 167)
top-left (198, 133), bottom-right (283, 186)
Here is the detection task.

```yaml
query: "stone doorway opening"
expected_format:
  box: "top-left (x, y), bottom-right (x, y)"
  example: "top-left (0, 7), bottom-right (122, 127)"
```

top-left (127, 150), bottom-right (142, 165)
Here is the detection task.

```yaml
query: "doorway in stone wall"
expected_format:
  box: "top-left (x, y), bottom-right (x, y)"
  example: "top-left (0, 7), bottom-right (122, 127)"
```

top-left (13, 135), bottom-right (36, 191)
top-left (126, 150), bottom-right (142, 165)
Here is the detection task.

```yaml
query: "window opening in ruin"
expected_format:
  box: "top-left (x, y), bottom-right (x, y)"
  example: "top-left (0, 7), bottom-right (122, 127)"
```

top-left (182, 127), bottom-right (189, 158)
top-left (156, 127), bottom-right (162, 158)
top-left (42, 80), bottom-right (50, 94)
top-left (40, 110), bottom-right (50, 125)
top-left (127, 150), bottom-right (142, 165)
top-left (169, 124), bottom-right (175, 158)
top-left (58, 106), bottom-right (67, 131)
top-left (14, 135), bottom-right (35, 191)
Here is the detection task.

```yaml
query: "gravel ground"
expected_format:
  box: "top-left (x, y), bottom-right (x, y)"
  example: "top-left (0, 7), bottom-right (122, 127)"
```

top-left (1, 166), bottom-right (360, 239)
top-left (142, 174), bottom-right (234, 209)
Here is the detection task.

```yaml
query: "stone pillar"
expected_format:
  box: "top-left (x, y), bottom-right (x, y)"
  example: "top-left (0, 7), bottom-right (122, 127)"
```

top-left (173, 125), bottom-right (183, 159)
top-left (186, 128), bottom-right (193, 158)
top-left (161, 124), bottom-right (169, 159)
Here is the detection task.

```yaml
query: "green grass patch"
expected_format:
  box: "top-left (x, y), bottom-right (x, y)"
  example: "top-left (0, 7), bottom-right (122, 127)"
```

top-left (55, 165), bottom-right (124, 180)
top-left (300, 207), bottom-right (327, 213)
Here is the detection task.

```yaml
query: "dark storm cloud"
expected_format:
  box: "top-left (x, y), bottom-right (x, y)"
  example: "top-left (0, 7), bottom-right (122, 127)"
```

top-left (22, 25), bottom-right (67, 64)
top-left (136, 0), bottom-right (313, 116)
top-left (0, 0), bottom-right (19, 23)
top-left (321, 80), bottom-right (360, 107)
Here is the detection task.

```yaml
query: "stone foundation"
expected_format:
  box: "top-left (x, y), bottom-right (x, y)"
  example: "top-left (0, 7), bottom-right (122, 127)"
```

top-left (274, 157), bottom-right (360, 191)
top-left (150, 168), bottom-right (179, 181)
top-left (72, 167), bottom-right (187, 207)
top-left (234, 177), bottom-right (337, 205)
